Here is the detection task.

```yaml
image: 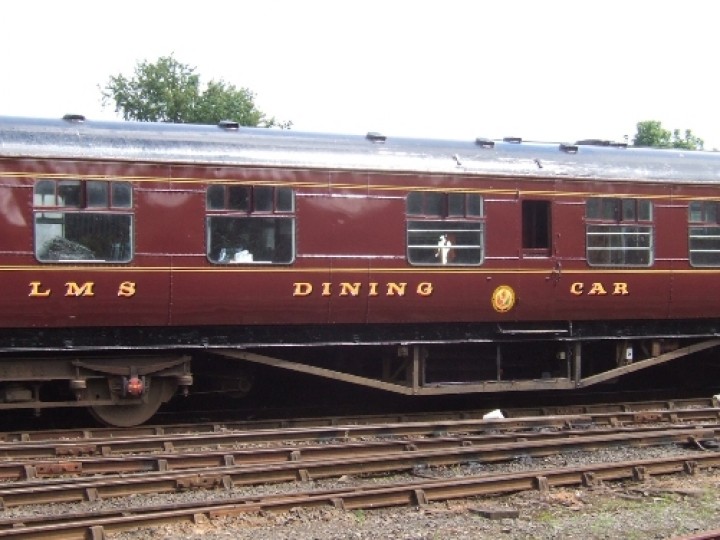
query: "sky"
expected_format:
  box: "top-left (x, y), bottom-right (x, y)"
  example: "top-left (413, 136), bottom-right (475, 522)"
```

top-left (3, 1), bottom-right (719, 149)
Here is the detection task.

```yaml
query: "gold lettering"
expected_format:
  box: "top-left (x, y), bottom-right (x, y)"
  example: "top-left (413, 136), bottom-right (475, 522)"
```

top-left (117, 281), bottom-right (137, 298)
top-left (339, 282), bottom-right (361, 297)
top-left (612, 282), bottom-right (629, 295)
top-left (570, 282), bottom-right (584, 295)
top-left (417, 282), bottom-right (433, 296)
top-left (292, 281), bottom-right (433, 298)
top-left (368, 282), bottom-right (379, 297)
top-left (64, 282), bottom-right (95, 297)
top-left (587, 282), bottom-right (607, 296)
top-left (28, 281), bottom-right (51, 297)
top-left (386, 282), bottom-right (407, 296)
top-left (293, 282), bottom-right (313, 297)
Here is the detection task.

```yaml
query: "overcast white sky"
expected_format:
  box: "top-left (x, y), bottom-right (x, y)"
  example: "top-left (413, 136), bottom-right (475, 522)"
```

top-left (3, 1), bottom-right (719, 148)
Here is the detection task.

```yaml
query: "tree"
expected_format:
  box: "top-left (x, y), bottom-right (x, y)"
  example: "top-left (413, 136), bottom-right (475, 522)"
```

top-left (101, 55), bottom-right (290, 128)
top-left (633, 120), bottom-right (703, 150)
top-left (670, 128), bottom-right (704, 151)
top-left (633, 121), bottom-right (671, 148)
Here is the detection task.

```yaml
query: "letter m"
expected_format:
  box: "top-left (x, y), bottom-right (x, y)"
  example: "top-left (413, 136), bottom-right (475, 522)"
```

top-left (65, 282), bottom-right (95, 297)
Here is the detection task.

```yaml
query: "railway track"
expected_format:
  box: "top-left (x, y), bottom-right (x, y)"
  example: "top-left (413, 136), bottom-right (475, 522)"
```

top-left (0, 398), bottom-right (718, 538)
top-left (0, 423), bottom-right (714, 481)
top-left (0, 406), bottom-right (718, 463)
top-left (2, 396), bottom-right (716, 443)
top-left (1, 451), bottom-right (719, 539)
top-left (0, 424), bottom-right (716, 504)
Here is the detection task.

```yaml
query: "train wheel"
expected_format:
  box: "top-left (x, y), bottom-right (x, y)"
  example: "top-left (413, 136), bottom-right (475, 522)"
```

top-left (88, 377), bottom-right (177, 427)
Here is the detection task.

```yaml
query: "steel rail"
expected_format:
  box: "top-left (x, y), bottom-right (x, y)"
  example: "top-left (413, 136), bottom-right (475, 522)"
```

top-left (0, 426), bottom-right (715, 509)
top-left (0, 415), bottom-right (593, 459)
top-left (672, 530), bottom-right (720, 540)
top-left (1, 406), bottom-right (719, 461)
top-left (1, 451), bottom-right (719, 539)
top-left (0, 423), bottom-right (715, 482)
top-left (1, 397), bottom-right (714, 443)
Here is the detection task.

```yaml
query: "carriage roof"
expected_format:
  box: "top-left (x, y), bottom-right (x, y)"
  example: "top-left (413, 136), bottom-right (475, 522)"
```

top-left (2, 115), bottom-right (719, 184)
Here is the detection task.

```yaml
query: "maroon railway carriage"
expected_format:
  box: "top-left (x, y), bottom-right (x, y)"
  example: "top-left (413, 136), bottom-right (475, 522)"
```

top-left (1, 115), bottom-right (720, 426)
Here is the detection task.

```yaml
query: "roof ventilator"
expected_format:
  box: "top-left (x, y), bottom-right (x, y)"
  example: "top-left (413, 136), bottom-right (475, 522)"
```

top-left (503, 137), bottom-right (522, 144)
top-left (575, 139), bottom-right (628, 149)
top-left (62, 114), bottom-right (85, 123)
top-left (559, 143), bottom-right (579, 154)
top-left (475, 138), bottom-right (495, 149)
top-left (366, 132), bottom-right (387, 143)
top-left (218, 120), bottom-right (240, 130)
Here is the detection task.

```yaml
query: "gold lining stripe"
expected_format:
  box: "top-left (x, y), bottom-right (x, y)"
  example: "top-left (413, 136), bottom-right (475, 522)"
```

top-left (1, 170), bottom-right (710, 201)
top-left (0, 265), bottom-right (717, 275)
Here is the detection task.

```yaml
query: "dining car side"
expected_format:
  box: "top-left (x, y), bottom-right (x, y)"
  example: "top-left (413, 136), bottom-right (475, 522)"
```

top-left (1, 115), bottom-right (719, 426)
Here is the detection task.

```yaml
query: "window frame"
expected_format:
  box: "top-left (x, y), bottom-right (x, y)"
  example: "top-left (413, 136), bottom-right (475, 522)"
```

top-left (688, 200), bottom-right (720, 267)
top-left (406, 191), bottom-right (485, 266)
top-left (585, 197), bottom-right (654, 267)
top-left (205, 184), bottom-right (296, 265)
top-left (33, 179), bottom-right (134, 264)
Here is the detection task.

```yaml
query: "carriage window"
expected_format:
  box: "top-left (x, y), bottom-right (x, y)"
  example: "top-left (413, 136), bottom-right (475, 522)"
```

top-left (586, 197), bottom-right (653, 267)
top-left (522, 200), bottom-right (551, 254)
top-left (406, 191), bottom-right (484, 266)
top-left (33, 180), bottom-right (133, 263)
top-left (87, 181), bottom-right (108, 207)
top-left (206, 184), bottom-right (295, 264)
top-left (688, 201), bottom-right (720, 267)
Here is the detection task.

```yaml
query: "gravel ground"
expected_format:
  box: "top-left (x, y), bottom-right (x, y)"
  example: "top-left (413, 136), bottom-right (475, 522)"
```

top-left (13, 442), bottom-right (713, 540)
top-left (2, 445), bottom-right (720, 540)
top-left (108, 470), bottom-right (720, 539)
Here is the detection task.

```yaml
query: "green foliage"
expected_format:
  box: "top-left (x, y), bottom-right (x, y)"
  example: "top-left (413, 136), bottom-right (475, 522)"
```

top-left (352, 509), bottom-right (366, 523)
top-left (101, 55), bottom-right (290, 128)
top-left (633, 120), bottom-right (671, 148)
top-left (633, 120), bottom-right (703, 150)
top-left (671, 128), bottom-right (704, 150)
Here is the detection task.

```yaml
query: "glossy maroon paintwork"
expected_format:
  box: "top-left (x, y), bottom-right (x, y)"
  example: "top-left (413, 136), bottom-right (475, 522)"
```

top-left (2, 153), bottom-right (720, 332)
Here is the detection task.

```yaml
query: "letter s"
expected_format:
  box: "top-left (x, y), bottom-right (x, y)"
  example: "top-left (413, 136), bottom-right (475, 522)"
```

top-left (118, 281), bottom-right (137, 298)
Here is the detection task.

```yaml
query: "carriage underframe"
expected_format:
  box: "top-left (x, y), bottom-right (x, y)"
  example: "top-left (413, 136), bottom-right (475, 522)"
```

top-left (0, 318), bottom-right (718, 425)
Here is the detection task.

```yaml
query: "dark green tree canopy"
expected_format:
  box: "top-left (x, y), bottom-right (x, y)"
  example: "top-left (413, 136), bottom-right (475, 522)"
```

top-left (101, 55), bottom-right (289, 128)
top-left (633, 120), bottom-right (703, 150)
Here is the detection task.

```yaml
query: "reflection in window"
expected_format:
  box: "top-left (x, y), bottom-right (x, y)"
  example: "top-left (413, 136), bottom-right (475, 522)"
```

top-left (586, 197), bottom-right (653, 267)
top-left (206, 184), bottom-right (295, 265)
top-left (688, 201), bottom-right (720, 267)
top-left (207, 216), bottom-right (294, 264)
top-left (35, 213), bottom-right (132, 262)
top-left (34, 179), bottom-right (132, 208)
top-left (406, 192), bottom-right (484, 266)
top-left (587, 225), bottom-right (652, 266)
top-left (33, 180), bottom-right (133, 263)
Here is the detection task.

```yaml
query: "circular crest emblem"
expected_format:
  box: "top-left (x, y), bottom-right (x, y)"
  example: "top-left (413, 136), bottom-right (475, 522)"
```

top-left (491, 285), bottom-right (516, 313)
